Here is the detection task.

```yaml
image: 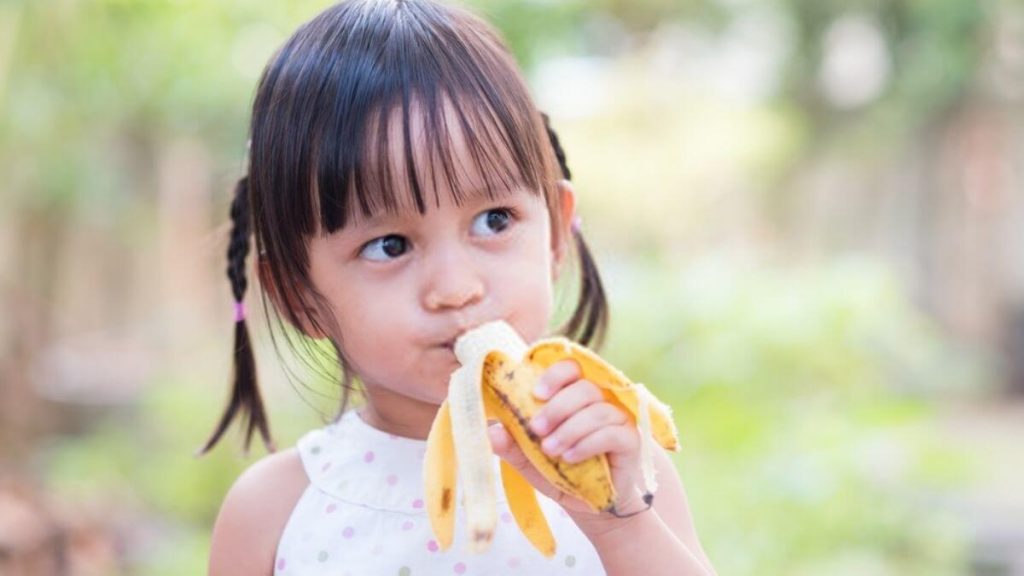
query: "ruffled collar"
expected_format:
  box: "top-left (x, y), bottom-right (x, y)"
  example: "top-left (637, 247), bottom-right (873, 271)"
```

top-left (297, 409), bottom-right (506, 512)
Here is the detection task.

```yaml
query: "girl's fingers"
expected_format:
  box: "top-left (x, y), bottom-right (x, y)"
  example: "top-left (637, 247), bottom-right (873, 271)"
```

top-left (529, 378), bottom-right (603, 437)
top-left (489, 418), bottom-right (646, 518)
top-left (487, 422), bottom-right (588, 513)
top-left (537, 402), bottom-right (629, 458)
top-left (487, 420), bottom-right (513, 454)
top-left (532, 360), bottom-right (581, 400)
top-left (559, 423), bottom-right (639, 464)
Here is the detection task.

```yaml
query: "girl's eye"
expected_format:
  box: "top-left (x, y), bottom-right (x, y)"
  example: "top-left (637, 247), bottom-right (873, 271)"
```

top-left (471, 208), bottom-right (513, 236)
top-left (359, 234), bottom-right (409, 261)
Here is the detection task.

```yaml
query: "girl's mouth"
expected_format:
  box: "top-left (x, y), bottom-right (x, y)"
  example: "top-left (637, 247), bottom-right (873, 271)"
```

top-left (439, 323), bottom-right (486, 353)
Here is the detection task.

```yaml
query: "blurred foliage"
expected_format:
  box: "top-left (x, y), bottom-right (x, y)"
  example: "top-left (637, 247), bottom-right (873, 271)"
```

top-left (604, 255), bottom-right (977, 574)
top-left (0, 0), bottom-right (985, 186)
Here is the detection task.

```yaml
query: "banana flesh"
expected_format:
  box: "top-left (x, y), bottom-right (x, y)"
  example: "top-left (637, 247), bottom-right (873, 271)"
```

top-left (446, 357), bottom-right (497, 553)
top-left (423, 320), bottom-right (680, 557)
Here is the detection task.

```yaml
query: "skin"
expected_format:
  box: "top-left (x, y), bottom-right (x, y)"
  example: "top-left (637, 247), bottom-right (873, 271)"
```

top-left (209, 106), bottom-right (716, 575)
top-left (309, 184), bottom-right (568, 441)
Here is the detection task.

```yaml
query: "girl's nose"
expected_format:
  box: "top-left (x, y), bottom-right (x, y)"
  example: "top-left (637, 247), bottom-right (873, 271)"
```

top-left (422, 246), bottom-right (485, 311)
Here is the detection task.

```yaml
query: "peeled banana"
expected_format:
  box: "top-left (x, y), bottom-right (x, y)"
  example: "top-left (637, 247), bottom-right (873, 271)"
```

top-left (423, 321), bottom-right (680, 557)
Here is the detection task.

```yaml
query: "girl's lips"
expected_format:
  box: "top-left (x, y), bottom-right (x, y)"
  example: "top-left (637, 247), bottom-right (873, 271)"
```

top-left (438, 322), bottom-right (485, 352)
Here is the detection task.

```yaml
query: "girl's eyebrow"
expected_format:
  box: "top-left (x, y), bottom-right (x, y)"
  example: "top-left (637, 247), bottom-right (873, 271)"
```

top-left (349, 211), bottom-right (404, 229)
top-left (456, 184), bottom-right (529, 206)
top-left (347, 203), bottom-right (436, 230)
top-left (348, 185), bottom-right (528, 230)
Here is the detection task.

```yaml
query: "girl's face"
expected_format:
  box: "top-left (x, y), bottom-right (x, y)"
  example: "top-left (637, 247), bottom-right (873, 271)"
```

top-left (304, 112), bottom-right (575, 438)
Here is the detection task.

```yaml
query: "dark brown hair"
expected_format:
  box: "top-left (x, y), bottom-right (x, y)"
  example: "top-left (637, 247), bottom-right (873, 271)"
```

top-left (200, 0), bottom-right (608, 455)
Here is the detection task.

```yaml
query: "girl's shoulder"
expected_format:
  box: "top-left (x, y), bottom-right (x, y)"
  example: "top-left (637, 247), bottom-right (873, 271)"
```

top-left (209, 448), bottom-right (309, 576)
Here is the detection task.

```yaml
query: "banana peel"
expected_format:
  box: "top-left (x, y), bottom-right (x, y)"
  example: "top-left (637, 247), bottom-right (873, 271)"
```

top-left (423, 320), bottom-right (680, 557)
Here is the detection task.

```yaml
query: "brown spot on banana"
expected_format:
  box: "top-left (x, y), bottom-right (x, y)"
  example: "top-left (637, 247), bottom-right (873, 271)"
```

top-left (482, 351), bottom-right (616, 513)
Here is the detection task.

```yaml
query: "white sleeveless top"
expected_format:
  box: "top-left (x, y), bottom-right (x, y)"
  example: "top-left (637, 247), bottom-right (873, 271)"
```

top-left (274, 410), bottom-right (606, 576)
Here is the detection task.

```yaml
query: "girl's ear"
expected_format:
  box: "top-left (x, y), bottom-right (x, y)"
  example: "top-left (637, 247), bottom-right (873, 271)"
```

top-left (257, 258), bottom-right (327, 339)
top-left (551, 179), bottom-right (577, 281)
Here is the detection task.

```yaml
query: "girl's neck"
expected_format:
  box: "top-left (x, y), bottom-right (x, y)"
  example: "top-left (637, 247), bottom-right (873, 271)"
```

top-left (357, 389), bottom-right (440, 440)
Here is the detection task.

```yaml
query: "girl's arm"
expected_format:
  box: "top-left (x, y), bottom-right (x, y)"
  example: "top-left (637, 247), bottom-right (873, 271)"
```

top-left (208, 449), bottom-right (309, 576)
top-left (582, 502), bottom-right (712, 576)
top-left (570, 446), bottom-right (716, 576)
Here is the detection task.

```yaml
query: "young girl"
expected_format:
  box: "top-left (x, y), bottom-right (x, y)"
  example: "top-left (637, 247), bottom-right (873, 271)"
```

top-left (204, 1), bottom-right (715, 574)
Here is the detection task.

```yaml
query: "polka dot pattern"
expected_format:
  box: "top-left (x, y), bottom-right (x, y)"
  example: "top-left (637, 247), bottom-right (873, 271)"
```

top-left (277, 410), bottom-right (605, 575)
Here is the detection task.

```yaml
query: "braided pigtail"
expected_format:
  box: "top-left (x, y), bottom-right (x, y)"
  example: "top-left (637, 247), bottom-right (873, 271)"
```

top-left (197, 176), bottom-right (275, 455)
top-left (541, 113), bottom-right (609, 349)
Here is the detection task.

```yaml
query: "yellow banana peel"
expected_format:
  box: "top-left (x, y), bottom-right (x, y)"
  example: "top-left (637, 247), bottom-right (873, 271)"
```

top-left (423, 320), bottom-right (680, 557)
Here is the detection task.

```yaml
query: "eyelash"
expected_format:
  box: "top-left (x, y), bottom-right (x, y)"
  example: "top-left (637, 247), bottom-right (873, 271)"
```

top-left (358, 207), bottom-right (518, 263)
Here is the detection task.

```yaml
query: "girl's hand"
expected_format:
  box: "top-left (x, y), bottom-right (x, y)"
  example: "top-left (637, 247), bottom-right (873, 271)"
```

top-left (486, 360), bottom-right (651, 528)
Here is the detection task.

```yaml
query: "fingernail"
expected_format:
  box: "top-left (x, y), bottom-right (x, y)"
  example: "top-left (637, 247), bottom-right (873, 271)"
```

top-left (530, 416), bottom-right (548, 435)
top-left (562, 448), bottom-right (578, 462)
top-left (541, 436), bottom-right (561, 455)
top-left (533, 382), bottom-right (549, 399)
top-left (556, 359), bottom-right (580, 379)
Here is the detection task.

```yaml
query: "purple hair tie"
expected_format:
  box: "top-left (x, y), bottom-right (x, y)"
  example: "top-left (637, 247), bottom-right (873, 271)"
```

top-left (234, 301), bottom-right (247, 323)
top-left (571, 215), bottom-right (583, 233)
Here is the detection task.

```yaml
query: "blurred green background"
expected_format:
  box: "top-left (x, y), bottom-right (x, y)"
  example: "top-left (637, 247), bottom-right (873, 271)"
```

top-left (2, 0), bottom-right (1023, 574)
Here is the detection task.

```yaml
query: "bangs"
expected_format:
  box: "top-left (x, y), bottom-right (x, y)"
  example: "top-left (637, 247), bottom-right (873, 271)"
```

top-left (333, 88), bottom-right (543, 228)
top-left (248, 0), bottom-right (558, 240)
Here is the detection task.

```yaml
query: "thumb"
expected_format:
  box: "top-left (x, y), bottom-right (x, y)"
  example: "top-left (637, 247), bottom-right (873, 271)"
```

top-left (486, 422), bottom-right (544, 487)
top-left (486, 422), bottom-right (517, 461)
